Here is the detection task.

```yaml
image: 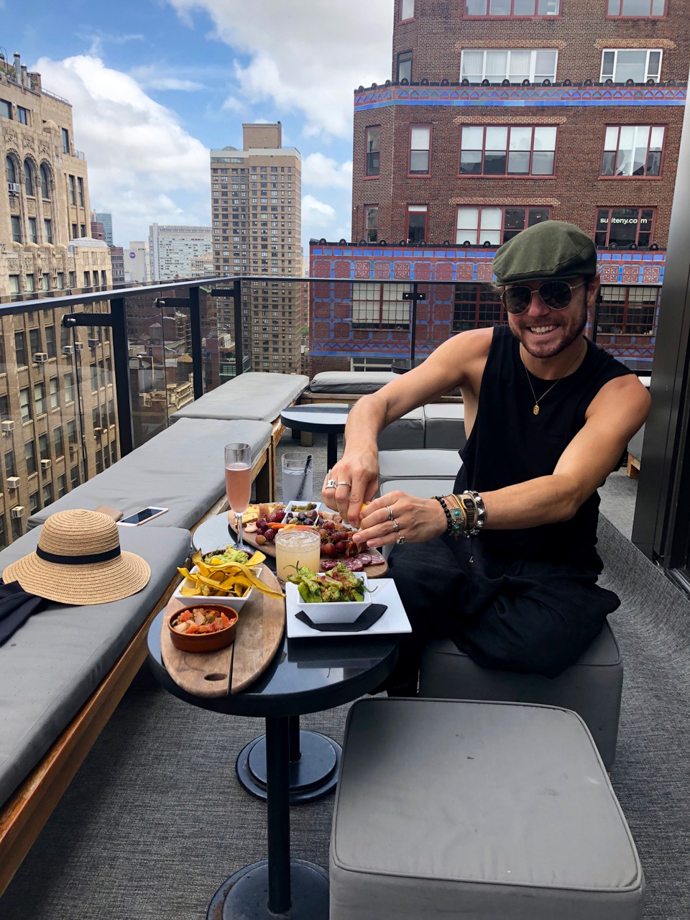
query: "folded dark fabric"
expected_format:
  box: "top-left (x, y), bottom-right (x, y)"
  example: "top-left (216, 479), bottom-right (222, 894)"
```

top-left (295, 603), bottom-right (388, 633)
top-left (0, 581), bottom-right (51, 646)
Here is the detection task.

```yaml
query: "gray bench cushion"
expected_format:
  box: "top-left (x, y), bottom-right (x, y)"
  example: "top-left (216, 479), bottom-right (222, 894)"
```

top-left (380, 478), bottom-right (457, 499)
top-left (0, 524), bottom-right (192, 808)
top-left (377, 408), bottom-right (425, 451)
top-left (378, 449), bottom-right (461, 486)
top-left (420, 622), bottom-right (623, 770)
top-left (171, 372), bottom-right (308, 422)
top-left (423, 403), bottom-right (466, 449)
top-left (331, 698), bottom-right (644, 920)
top-left (27, 418), bottom-right (272, 531)
top-left (309, 371), bottom-right (397, 394)
top-left (628, 423), bottom-right (645, 461)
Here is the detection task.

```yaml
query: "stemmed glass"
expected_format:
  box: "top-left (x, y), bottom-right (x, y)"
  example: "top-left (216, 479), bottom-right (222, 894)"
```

top-left (225, 442), bottom-right (252, 550)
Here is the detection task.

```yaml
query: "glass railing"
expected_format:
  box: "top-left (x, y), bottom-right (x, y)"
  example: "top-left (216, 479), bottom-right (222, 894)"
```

top-left (0, 271), bottom-right (658, 552)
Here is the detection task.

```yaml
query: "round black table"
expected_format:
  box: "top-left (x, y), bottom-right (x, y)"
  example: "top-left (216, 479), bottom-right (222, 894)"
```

top-left (280, 404), bottom-right (352, 471)
top-left (148, 615), bottom-right (398, 919)
top-left (193, 513), bottom-right (344, 805)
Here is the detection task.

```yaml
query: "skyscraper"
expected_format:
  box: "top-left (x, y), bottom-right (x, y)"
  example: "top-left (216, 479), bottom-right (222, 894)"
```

top-left (210, 123), bottom-right (303, 375)
top-left (148, 223), bottom-right (212, 282)
top-left (95, 212), bottom-right (114, 246)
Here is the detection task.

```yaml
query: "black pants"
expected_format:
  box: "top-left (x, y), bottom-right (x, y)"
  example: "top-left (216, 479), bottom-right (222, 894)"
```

top-left (385, 534), bottom-right (620, 690)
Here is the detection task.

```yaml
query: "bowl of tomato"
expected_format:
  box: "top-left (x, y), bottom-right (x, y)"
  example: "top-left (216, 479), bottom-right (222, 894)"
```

top-left (168, 604), bottom-right (239, 653)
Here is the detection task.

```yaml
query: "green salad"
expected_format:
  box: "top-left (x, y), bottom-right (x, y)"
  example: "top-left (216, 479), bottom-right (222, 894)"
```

top-left (288, 563), bottom-right (370, 603)
top-left (202, 547), bottom-right (250, 566)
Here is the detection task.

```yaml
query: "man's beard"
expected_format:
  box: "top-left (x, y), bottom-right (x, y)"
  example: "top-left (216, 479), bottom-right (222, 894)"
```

top-left (510, 305), bottom-right (588, 360)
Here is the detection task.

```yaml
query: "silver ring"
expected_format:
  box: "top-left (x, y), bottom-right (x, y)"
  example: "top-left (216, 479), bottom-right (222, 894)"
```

top-left (325, 479), bottom-right (337, 490)
top-left (392, 518), bottom-right (400, 533)
top-left (396, 535), bottom-right (406, 545)
top-left (386, 505), bottom-right (394, 521)
top-left (337, 482), bottom-right (351, 488)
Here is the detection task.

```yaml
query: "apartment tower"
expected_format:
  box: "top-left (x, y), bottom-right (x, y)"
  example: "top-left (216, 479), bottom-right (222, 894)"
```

top-left (310, 0), bottom-right (688, 374)
top-left (210, 123), bottom-right (302, 376)
top-left (0, 53), bottom-right (115, 546)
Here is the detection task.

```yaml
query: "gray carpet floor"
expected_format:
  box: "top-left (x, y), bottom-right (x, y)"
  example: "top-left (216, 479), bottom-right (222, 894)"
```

top-left (3, 440), bottom-right (688, 919)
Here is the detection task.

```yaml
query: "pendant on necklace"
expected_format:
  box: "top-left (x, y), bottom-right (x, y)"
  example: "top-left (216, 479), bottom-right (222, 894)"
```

top-left (533, 405), bottom-right (540, 416)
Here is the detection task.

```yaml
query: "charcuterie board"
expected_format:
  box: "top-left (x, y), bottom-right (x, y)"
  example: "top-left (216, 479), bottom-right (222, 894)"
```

top-left (161, 566), bottom-right (285, 698)
top-left (231, 515), bottom-right (389, 578)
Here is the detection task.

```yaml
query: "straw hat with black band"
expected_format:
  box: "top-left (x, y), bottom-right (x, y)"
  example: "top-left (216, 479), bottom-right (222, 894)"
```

top-left (2, 509), bottom-right (151, 605)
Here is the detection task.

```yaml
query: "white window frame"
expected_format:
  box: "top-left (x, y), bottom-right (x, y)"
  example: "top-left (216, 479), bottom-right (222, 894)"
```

top-left (400, 0), bottom-right (415, 20)
top-left (460, 49), bottom-right (558, 83)
top-left (600, 49), bottom-right (663, 83)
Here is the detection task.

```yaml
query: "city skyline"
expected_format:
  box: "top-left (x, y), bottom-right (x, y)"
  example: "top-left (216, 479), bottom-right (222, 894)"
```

top-left (2, 0), bottom-right (393, 254)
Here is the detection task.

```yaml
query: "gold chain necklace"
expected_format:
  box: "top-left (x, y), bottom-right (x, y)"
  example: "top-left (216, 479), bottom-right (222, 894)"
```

top-left (522, 347), bottom-right (584, 417)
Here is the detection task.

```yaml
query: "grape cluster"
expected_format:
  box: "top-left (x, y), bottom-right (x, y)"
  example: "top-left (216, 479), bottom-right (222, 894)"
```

top-left (254, 508), bottom-right (286, 545)
top-left (318, 521), bottom-right (359, 558)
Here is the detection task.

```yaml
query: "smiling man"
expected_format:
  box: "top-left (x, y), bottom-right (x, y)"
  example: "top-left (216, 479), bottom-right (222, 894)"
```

top-left (323, 221), bottom-right (650, 693)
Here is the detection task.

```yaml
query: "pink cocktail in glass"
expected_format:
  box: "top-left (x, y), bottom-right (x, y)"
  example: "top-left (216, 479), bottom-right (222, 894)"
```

top-left (225, 442), bottom-right (252, 550)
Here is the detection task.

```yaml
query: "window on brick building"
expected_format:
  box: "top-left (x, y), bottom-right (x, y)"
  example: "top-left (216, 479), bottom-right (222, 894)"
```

top-left (352, 283), bottom-right (411, 329)
top-left (598, 286), bottom-right (659, 334)
top-left (407, 205), bottom-right (428, 243)
top-left (351, 357), bottom-right (395, 372)
top-left (607, 0), bottom-right (666, 16)
top-left (365, 127), bottom-right (380, 176)
top-left (453, 284), bottom-right (505, 331)
top-left (400, 0), bottom-right (414, 20)
top-left (601, 126), bottom-right (664, 177)
top-left (595, 207), bottom-right (655, 247)
top-left (600, 49), bottom-right (662, 83)
top-left (461, 49), bottom-right (558, 83)
top-left (465, 0), bottom-right (560, 16)
top-left (397, 50), bottom-right (413, 82)
top-left (460, 125), bottom-right (557, 176)
top-left (365, 206), bottom-right (379, 243)
top-left (409, 126), bottom-right (431, 174)
top-left (456, 206), bottom-right (550, 245)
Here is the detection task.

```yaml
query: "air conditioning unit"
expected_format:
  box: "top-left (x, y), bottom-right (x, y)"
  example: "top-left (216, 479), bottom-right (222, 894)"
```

top-left (40, 458), bottom-right (51, 470)
top-left (2, 420), bottom-right (14, 433)
top-left (7, 182), bottom-right (21, 194)
top-left (7, 476), bottom-right (20, 489)
top-left (11, 506), bottom-right (24, 519)
top-left (62, 345), bottom-right (74, 356)
top-left (88, 338), bottom-right (100, 348)
top-left (69, 443), bottom-right (79, 454)
top-left (33, 352), bottom-right (48, 364)
top-left (93, 427), bottom-right (103, 436)
top-left (74, 341), bottom-right (84, 351)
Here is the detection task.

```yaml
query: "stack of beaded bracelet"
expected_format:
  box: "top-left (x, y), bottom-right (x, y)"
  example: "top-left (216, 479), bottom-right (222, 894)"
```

top-left (434, 492), bottom-right (488, 539)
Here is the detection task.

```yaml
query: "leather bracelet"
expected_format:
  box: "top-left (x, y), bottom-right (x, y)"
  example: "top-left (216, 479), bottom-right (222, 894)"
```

top-left (435, 495), bottom-right (467, 539)
top-left (453, 493), bottom-right (478, 533)
top-left (464, 490), bottom-right (488, 535)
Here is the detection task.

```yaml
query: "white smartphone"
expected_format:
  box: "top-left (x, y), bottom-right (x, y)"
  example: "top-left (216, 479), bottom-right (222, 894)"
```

top-left (118, 506), bottom-right (169, 526)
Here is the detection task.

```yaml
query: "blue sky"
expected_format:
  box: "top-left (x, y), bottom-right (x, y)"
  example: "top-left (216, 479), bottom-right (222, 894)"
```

top-left (2, 0), bottom-right (393, 254)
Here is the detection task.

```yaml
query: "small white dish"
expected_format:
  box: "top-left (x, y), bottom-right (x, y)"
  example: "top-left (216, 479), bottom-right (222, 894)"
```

top-left (284, 500), bottom-right (322, 525)
top-left (286, 578), bottom-right (412, 638)
top-left (292, 573), bottom-right (371, 623)
top-left (173, 564), bottom-right (257, 611)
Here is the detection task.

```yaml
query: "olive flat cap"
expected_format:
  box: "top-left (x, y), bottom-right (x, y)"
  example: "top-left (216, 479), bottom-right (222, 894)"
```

top-left (492, 221), bottom-right (598, 284)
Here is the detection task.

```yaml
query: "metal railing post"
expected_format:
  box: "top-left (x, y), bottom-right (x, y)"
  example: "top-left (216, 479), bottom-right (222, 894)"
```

top-left (189, 285), bottom-right (204, 400)
top-left (110, 297), bottom-right (134, 457)
top-left (234, 277), bottom-right (244, 376)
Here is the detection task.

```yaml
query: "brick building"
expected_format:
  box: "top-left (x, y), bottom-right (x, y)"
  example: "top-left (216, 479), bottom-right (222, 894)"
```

top-left (310, 0), bottom-right (688, 374)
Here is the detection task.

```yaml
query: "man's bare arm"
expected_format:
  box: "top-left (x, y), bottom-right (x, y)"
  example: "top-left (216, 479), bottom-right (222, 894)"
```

top-left (355, 374), bottom-right (650, 547)
top-left (324, 328), bottom-right (491, 522)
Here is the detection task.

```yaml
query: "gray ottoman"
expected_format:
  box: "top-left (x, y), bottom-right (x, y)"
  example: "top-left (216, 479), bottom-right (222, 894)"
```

top-left (419, 621), bottom-right (623, 770)
top-left (377, 408), bottom-right (425, 450)
top-left (308, 371), bottom-right (397, 395)
top-left (330, 699), bottom-right (644, 920)
top-left (423, 403), bottom-right (466, 449)
top-left (378, 449), bottom-right (461, 491)
top-left (170, 372), bottom-right (308, 422)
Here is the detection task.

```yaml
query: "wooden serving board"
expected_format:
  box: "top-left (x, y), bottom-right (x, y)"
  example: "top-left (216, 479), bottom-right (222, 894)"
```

top-left (160, 566), bottom-right (285, 699)
top-left (234, 514), bottom-right (389, 578)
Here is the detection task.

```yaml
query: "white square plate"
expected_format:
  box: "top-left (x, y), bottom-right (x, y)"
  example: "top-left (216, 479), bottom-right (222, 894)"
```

top-left (286, 578), bottom-right (411, 639)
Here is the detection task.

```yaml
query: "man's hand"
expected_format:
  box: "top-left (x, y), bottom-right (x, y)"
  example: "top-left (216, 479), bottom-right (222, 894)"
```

top-left (321, 450), bottom-right (380, 526)
top-left (353, 491), bottom-right (447, 548)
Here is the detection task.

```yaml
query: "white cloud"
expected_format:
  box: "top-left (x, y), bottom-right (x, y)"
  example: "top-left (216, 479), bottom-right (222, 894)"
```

top-left (32, 55), bottom-right (210, 244)
top-left (302, 194), bottom-right (337, 229)
top-left (166, 0), bottom-right (392, 138)
top-left (303, 153), bottom-right (352, 190)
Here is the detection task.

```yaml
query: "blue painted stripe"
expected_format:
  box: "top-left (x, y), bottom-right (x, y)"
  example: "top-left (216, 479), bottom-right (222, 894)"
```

top-left (356, 97), bottom-right (686, 109)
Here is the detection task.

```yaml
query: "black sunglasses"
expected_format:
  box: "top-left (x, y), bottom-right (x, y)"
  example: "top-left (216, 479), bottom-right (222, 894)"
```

top-left (501, 280), bottom-right (587, 315)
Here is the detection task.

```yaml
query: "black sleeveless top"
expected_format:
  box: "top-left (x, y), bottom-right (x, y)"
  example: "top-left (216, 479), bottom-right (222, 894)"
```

top-left (454, 326), bottom-right (633, 573)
